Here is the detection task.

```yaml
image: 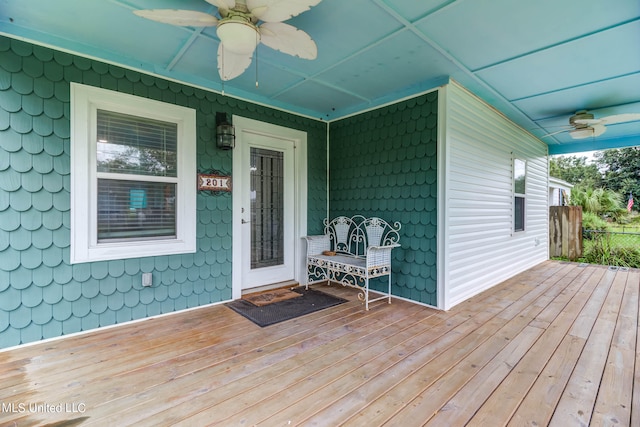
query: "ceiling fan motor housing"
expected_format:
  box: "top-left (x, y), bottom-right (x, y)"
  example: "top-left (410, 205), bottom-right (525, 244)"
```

top-left (570, 111), bottom-right (594, 128)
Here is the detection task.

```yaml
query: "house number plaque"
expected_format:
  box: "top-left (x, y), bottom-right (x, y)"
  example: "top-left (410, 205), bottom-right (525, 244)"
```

top-left (198, 173), bottom-right (232, 192)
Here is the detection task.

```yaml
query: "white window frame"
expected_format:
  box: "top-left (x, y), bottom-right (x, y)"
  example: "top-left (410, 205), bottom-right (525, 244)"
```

top-left (513, 157), bottom-right (526, 233)
top-left (70, 83), bottom-right (197, 263)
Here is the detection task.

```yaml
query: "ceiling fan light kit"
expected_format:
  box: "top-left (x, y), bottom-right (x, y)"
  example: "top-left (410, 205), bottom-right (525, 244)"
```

top-left (217, 16), bottom-right (260, 55)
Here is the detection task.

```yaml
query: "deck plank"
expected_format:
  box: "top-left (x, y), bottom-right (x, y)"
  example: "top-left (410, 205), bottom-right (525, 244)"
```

top-left (254, 264), bottom-right (572, 426)
top-left (466, 281), bottom-right (600, 426)
top-left (1, 262), bottom-right (639, 426)
top-left (124, 301), bottom-right (430, 425)
top-left (341, 263), bottom-right (581, 426)
top-left (549, 268), bottom-right (629, 426)
top-left (506, 265), bottom-right (608, 427)
top-left (424, 264), bottom-right (598, 427)
top-left (590, 270), bottom-right (638, 427)
top-left (633, 271), bottom-right (640, 427)
top-left (74, 298), bottom-right (377, 423)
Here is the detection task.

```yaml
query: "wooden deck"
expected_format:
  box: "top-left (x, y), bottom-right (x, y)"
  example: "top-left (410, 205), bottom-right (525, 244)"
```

top-left (1, 260), bottom-right (639, 426)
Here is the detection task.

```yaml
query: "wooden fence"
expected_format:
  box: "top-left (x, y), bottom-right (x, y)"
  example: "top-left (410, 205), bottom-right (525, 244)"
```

top-left (549, 206), bottom-right (583, 261)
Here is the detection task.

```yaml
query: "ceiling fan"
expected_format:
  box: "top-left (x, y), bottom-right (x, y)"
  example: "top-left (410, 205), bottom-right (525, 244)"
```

top-left (543, 110), bottom-right (640, 140)
top-left (134, 0), bottom-right (322, 81)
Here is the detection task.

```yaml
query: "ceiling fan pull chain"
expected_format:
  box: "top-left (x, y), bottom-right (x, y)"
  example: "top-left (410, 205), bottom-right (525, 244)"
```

top-left (221, 45), bottom-right (226, 95)
top-left (255, 31), bottom-right (259, 88)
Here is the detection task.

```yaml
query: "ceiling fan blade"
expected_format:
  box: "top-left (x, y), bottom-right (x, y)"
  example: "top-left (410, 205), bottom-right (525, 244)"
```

top-left (570, 125), bottom-right (607, 140)
top-left (218, 43), bottom-right (253, 81)
top-left (600, 113), bottom-right (640, 125)
top-left (134, 9), bottom-right (218, 26)
top-left (573, 118), bottom-right (601, 126)
top-left (592, 124), bottom-right (607, 136)
top-left (205, 0), bottom-right (236, 11)
top-left (247, 0), bottom-right (322, 23)
top-left (540, 129), bottom-right (570, 138)
top-left (259, 22), bottom-right (317, 59)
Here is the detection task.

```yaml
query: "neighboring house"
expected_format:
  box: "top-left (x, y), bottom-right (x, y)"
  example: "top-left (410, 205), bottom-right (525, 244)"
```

top-left (549, 177), bottom-right (574, 206)
top-left (0, 36), bottom-right (548, 348)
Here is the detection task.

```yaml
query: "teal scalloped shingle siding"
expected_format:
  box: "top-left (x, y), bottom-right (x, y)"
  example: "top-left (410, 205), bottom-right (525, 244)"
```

top-left (0, 36), bottom-right (327, 348)
top-left (329, 93), bottom-right (438, 305)
top-left (0, 33), bottom-right (438, 348)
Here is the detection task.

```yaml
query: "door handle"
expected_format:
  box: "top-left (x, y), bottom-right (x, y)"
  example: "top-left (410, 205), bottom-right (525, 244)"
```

top-left (242, 219), bottom-right (250, 224)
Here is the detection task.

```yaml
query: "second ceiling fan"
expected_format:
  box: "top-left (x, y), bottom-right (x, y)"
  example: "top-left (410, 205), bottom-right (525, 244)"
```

top-left (545, 110), bottom-right (640, 140)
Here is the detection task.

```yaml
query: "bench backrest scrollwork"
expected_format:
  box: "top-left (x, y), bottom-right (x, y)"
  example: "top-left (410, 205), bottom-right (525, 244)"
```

top-left (323, 215), bottom-right (401, 258)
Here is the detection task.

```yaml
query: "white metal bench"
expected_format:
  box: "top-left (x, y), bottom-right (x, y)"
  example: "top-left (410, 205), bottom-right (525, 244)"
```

top-left (304, 215), bottom-right (401, 310)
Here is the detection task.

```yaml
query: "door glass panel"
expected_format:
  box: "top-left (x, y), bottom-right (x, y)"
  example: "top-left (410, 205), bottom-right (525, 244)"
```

top-left (250, 147), bottom-right (284, 269)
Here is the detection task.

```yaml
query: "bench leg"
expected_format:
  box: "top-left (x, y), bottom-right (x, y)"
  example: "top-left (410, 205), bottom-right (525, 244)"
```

top-left (364, 276), bottom-right (369, 311)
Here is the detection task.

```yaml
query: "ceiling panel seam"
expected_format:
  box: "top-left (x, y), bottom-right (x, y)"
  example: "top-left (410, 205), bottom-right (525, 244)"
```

top-left (371, 0), bottom-right (538, 129)
top-left (271, 77), bottom-right (370, 103)
top-left (166, 29), bottom-right (206, 72)
top-left (268, 29), bottom-right (411, 102)
top-left (472, 17), bottom-right (640, 74)
top-left (512, 71), bottom-right (640, 105)
top-left (113, 0), bottom-right (219, 73)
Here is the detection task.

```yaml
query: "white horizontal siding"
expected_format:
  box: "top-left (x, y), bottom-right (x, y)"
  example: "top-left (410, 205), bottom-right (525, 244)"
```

top-left (439, 81), bottom-right (548, 310)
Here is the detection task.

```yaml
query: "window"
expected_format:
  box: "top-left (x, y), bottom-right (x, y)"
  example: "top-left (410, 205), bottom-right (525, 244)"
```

top-left (513, 158), bottom-right (526, 232)
top-left (71, 83), bottom-right (196, 263)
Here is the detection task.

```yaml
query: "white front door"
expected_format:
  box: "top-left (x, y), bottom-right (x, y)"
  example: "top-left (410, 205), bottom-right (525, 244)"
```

top-left (241, 133), bottom-right (295, 289)
top-left (232, 116), bottom-right (308, 298)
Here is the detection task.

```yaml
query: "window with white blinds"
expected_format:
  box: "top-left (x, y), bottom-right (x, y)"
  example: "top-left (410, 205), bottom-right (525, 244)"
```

top-left (96, 110), bottom-right (178, 242)
top-left (71, 83), bottom-right (196, 263)
top-left (514, 158), bottom-right (526, 232)
top-left (96, 179), bottom-right (176, 242)
top-left (96, 110), bottom-right (177, 176)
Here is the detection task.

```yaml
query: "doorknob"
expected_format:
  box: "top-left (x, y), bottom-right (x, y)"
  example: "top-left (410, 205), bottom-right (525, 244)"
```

top-left (242, 219), bottom-right (250, 224)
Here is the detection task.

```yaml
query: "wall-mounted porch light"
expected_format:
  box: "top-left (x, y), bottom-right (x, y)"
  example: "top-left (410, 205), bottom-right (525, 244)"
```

top-left (216, 112), bottom-right (235, 150)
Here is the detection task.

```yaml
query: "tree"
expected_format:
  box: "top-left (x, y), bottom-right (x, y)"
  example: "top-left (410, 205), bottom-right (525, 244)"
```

top-left (569, 186), bottom-right (621, 215)
top-left (594, 148), bottom-right (640, 200)
top-left (98, 145), bottom-right (177, 176)
top-left (549, 155), bottom-right (602, 187)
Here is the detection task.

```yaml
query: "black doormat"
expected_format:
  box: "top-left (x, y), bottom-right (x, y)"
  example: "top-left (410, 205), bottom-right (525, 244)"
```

top-left (226, 287), bottom-right (348, 327)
